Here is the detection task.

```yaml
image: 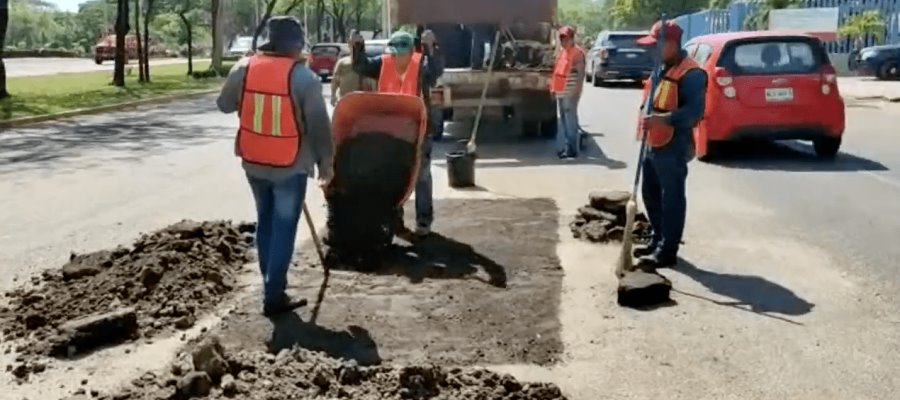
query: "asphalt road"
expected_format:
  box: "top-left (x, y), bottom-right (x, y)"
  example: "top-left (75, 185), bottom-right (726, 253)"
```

top-left (1, 84), bottom-right (898, 399)
top-left (4, 57), bottom-right (200, 78)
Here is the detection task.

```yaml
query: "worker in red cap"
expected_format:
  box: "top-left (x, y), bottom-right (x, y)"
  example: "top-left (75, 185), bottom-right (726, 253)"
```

top-left (633, 19), bottom-right (707, 269)
top-left (550, 25), bottom-right (586, 159)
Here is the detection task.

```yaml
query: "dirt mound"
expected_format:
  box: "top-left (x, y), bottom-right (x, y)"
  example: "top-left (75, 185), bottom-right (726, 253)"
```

top-left (326, 132), bottom-right (417, 267)
top-left (116, 336), bottom-right (568, 400)
top-left (570, 191), bottom-right (651, 243)
top-left (0, 220), bottom-right (255, 373)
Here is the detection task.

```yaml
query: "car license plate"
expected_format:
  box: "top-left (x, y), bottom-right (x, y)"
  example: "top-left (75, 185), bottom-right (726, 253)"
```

top-left (626, 53), bottom-right (637, 58)
top-left (765, 87), bottom-right (793, 102)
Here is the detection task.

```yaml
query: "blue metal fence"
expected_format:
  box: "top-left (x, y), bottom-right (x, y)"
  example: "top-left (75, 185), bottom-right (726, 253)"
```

top-left (673, 0), bottom-right (900, 53)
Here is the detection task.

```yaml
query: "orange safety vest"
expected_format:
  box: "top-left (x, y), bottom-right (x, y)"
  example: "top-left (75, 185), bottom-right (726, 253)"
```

top-left (550, 45), bottom-right (584, 94)
top-left (378, 53), bottom-right (423, 96)
top-left (637, 57), bottom-right (702, 148)
top-left (237, 55), bottom-right (302, 167)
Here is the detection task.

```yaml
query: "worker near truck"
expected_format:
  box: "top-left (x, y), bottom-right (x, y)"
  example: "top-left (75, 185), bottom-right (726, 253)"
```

top-left (330, 34), bottom-right (377, 106)
top-left (634, 20), bottom-right (707, 269)
top-left (216, 16), bottom-right (334, 316)
top-left (349, 30), bottom-right (445, 238)
top-left (551, 26), bottom-right (586, 159)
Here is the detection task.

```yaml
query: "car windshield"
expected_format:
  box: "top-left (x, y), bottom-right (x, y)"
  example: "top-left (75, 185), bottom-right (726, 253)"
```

top-left (312, 46), bottom-right (340, 56)
top-left (605, 34), bottom-right (642, 48)
top-left (720, 39), bottom-right (824, 75)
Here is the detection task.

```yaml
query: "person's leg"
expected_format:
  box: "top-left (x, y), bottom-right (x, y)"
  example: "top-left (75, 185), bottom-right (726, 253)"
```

top-left (415, 137), bottom-right (434, 235)
top-left (263, 173), bottom-right (308, 310)
top-left (654, 154), bottom-right (689, 261)
top-left (555, 98), bottom-right (569, 156)
top-left (639, 155), bottom-right (663, 253)
top-left (563, 97), bottom-right (580, 157)
top-left (246, 175), bottom-right (274, 277)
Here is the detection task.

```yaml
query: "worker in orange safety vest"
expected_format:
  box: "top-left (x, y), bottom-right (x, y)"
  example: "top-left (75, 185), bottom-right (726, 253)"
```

top-left (633, 20), bottom-right (707, 269)
top-left (550, 26), bottom-right (586, 159)
top-left (350, 30), bottom-right (445, 239)
top-left (216, 16), bottom-right (334, 316)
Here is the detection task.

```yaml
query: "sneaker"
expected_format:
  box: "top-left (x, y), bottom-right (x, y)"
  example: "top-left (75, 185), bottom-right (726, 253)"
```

top-left (636, 253), bottom-right (678, 270)
top-left (633, 244), bottom-right (657, 258)
top-left (263, 294), bottom-right (308, 317)
top-left (414, 226), bottom-right (431, 237)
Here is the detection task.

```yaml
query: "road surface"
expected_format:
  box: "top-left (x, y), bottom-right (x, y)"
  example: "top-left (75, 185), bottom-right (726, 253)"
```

top-left (1, 84), bottom-right (899, 399)
top-left (5, 57), bottom-right (204, 78)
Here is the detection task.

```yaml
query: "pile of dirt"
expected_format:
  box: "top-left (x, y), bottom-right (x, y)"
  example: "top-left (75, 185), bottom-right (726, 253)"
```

top-left (326, 132), bottom-right (417, 267)
top-left (500, 40), bottom-right (555, 70)
top-left (113, 336), bottom-right (568, 400)
top-left (0, 220), bottom-right (255, 373)
top-left (569, 191), bottom-right (651, 243)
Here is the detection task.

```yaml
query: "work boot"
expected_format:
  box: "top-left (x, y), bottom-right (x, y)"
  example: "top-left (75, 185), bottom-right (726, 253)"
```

top-left (633, 244), bottom-right (657, 258)
top-left (414, 225), bottom-right (431, 238)
top-left (263, 294), bottom-right (308, 317)
top-left (636, 252), bottom-right (678, 270)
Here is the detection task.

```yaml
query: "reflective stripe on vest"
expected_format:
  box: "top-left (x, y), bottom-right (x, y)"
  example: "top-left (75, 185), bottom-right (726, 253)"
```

top-left (237, 55), bottom-right (302, 167)
top-left (378, 52), bottom-right (423, 96)
top-left (637, 57), bottom-right (701, 148)
top-left (550, 45), bottom-right (584, 94)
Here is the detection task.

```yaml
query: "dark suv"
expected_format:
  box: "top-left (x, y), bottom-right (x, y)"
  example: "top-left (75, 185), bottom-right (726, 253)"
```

top-left (586, 30), bottom-right (654, 86)
top-left (852, 44), bottom-right (900, 80)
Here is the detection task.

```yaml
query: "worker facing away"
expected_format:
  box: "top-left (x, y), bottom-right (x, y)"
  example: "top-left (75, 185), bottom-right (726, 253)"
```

top-left (330, 35), bottom-right (376, 106)
top-left (634, 20), bottom-right (707, 268)
top-left (349, 30), bottom-right (445, 238)
top-left (551, 26), bottom-right (586, 160)
top-left (216, 16), bottom-right (334, 316)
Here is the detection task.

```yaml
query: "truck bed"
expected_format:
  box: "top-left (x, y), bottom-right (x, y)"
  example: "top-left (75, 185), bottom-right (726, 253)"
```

top-left (439, 68), bottom-right (551, 89)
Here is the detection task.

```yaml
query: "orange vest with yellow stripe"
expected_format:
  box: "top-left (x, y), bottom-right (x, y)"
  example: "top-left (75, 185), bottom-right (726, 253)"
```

top-left (237, 55), bottom-right (302, 167)
top-left (638, 57), bottom-right (702, 148)
top-left (550, 45), bottom-right (584, 94)
top-left (378, 53), bottom-right (423, 96)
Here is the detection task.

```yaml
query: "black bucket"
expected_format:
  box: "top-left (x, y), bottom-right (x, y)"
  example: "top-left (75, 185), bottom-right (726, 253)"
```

top-left (446, 150), bottom-right (476, 188)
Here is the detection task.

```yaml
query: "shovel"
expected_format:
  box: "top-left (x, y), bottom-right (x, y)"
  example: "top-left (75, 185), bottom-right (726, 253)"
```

top-left (466, 29), bottom-right (503, 155)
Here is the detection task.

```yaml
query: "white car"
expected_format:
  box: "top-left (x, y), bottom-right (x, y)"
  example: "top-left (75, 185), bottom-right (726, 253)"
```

top-left (228, 36), bottom-right (254, 57)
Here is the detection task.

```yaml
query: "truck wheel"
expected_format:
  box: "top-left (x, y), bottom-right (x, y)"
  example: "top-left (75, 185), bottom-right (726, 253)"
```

top-left (94, 58), bottom-right (102, 65)
top-left (813, 137), bottom-right (841, 159)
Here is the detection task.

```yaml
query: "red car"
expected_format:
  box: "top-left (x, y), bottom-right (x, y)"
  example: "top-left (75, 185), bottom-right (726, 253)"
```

top-left (683, 31), bottom-right (845, 160)
top-left (309, 43), bottom-right (351, 81)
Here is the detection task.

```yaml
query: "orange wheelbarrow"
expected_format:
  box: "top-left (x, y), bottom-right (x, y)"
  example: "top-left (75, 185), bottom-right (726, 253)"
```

top-left (324, 92), bottom-right (428, 268)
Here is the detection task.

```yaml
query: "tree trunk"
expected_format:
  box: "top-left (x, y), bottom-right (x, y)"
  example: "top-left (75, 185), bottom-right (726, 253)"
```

top-left (252, 0), bottom-right (278, 51)
top-left (134, 0), bottom-right (145, 81)
top-left (143, 0), bottom-right (155, 82)
top-left (178, 11), bottom-right (193, 75)
top-left (210, 0), bottom-right (224, 74)
top-left (315, 0), bottom-right (324, 42)
top-left (354, 0), bottom-right (362, 29)
top-left (0, 6), bottom-right (9, 99)
top-left (113, 0), bottom-right (130, 87)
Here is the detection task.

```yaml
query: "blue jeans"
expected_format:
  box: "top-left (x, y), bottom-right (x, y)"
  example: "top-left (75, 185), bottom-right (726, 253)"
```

top-left (641, 145), bottom-right (689, 259)
top-left (413, 137), bottom-right (434, 228)
top-left (556, 97), bottom-right (580, 156)
top-left (246, 173), bottom-right (308, 307)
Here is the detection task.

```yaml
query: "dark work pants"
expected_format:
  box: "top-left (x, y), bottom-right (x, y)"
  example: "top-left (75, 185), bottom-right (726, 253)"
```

top-left (641, 144), bottom-right (689, 259)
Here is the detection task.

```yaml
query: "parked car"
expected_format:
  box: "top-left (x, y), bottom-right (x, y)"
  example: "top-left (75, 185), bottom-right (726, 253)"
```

top-left (309, 43), bottom-right (351, 81)
top-left (228, 36), bottom-right (254, 57)
top-left (364, 39), bottom-right (389, 58)
top-left (586, 30), bottom-right (653, 86)
top-left (853, 44), bottom-right (900, 80)
top-left (684, 31), bottom-right (845, 160)
top-left (94, 34), bottom-right (138, 64)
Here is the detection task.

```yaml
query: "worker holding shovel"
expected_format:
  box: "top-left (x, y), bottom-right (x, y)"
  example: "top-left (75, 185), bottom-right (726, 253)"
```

top-left (216, 17), bottom-right (334, 316)
top-left (633, 20), bottom-right (707, 269)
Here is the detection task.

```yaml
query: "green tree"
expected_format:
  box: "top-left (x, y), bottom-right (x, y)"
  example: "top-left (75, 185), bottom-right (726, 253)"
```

top-left (743, 0), bottom-right (802, 30)
top-left (609, 0), bottom-right (707, 29)
top-left (839, 10), bottom-right (885, 48)
top-left (558, 0), bottom-right (606, 41)
top-left (1, 0), bottom-right (8, 99)
top-left (113, 0), bottom-right (129, 86)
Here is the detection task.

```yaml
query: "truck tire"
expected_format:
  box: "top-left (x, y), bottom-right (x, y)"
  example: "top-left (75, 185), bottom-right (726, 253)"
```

top-left (94, 58), bottom-right (103, 65)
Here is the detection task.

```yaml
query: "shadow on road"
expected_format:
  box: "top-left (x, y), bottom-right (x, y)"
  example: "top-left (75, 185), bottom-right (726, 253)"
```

top-left (330, 233), bottom-right (509, 288)
top-left (0, 98), bottom-right (229, 174)
top-left (592, 80), bottom-right (644, 90)
top-left (267, 312), bottom-right (382, 366)
top-left (710, 140), bottom-right (888, 172)
top-left (673, 258), bottom-right (815, 323)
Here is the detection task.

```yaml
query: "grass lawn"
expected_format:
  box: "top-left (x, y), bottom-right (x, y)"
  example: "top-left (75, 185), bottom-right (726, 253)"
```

top-left (0, 61), bottom-right (231, 121)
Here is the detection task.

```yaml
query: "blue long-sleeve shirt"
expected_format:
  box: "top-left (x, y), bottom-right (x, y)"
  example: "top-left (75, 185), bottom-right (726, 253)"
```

top-left (666, 68), bottom-right (707, 132)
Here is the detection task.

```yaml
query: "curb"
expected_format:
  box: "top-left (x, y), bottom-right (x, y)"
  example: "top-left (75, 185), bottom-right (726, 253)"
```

top-left (0, 89), bottom-right (220, 130)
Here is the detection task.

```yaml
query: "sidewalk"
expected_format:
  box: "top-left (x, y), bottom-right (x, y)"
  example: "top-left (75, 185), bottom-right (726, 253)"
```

top-left (839, 77), bottom-right (900, 101)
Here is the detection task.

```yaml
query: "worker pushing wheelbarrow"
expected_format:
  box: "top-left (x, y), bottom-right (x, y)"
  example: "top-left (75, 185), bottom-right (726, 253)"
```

top-left (324, 92), bottom-right (428, 269)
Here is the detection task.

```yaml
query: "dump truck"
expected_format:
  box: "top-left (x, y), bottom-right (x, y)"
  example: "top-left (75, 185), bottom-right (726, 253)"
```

top-left (395, 0), bottom-right (559, 137)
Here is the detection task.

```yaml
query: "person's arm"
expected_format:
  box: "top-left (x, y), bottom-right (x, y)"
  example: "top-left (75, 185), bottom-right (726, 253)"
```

top-left (421, 46), bottom-right (445, 87)
top-left (293, 69), bottom-right (334, 182)
top-left (352, 45), bottom-right (382, 80)
top-left (216, 58), bottom-right (249, 114)
top-left (572, 50), bottom-right (586, 99)
top-left (330, 59), bottom-right (343, 104)
top-left (666, 69), bottom-right (707, 130)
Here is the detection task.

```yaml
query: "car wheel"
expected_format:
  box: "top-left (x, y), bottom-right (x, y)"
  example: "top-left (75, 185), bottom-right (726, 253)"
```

top-left (813, 137), bottom-right (841, 159)
top-left (877, 62), bottom-right (900, 80)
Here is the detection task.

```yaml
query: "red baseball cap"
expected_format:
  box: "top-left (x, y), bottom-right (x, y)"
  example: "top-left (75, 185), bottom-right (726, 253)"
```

top-left (637, 20), bottom-right (683, 45)
top-left (558, 26), bottom-right (575, 38)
